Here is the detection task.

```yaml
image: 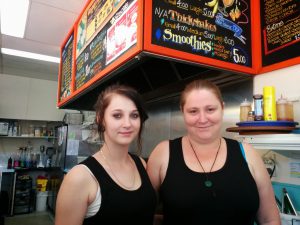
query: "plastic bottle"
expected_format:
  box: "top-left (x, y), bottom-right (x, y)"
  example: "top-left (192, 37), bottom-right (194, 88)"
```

top-left (35, 127), bottom-right (41, 137)
top-left (276, 95), bottom-right (288, 121)
top-left (240, 99), bottom-right (252, 122)
top-left (29, 125), bottom-right (35, 137)
top-left (7, 156), bottom-right (12, 169)
top-left (13, 153), bottom-right (20, 168)
top-left (263, 86), bottom-right (277, 121)
top-left (287, 100), bottom-right (294, 121)
top-left (17, 123), bottom-right (21, 136)
top-left (42, 125), bottom-right (47, 136)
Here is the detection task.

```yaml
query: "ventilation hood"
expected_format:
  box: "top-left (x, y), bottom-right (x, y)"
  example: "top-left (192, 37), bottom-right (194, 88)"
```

top-left (60, 53), bottom-right (252, 110)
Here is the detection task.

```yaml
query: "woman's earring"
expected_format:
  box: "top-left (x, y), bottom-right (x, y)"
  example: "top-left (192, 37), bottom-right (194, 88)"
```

top-left (101, 126), bottom-right (105, 132)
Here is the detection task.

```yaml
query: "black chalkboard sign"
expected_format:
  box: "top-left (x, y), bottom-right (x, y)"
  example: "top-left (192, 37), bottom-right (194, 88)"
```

top-left (261, 0), bottom-right (300, 66)
top-left (151, 0), bottom-right (252, 67)
top-left (75, 0), bottom-right (138, 90)
top-left (75, 28), bottom-right (107, 90)
top-left (60, 33), bottom-right (74, 100)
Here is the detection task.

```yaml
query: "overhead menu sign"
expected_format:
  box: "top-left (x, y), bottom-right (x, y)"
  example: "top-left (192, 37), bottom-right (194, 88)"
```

top-left (261, 0), bottom-right (300, 66)
top-left (75, 28), bottom-right (107, 90)
top-left (151, 0), bottom-right (252, 67)
top-left (106, 0), bottom-right (137, 64)
top-left (60, 33), bottom-right (74, 101)
top-left (75, 0), bottom-right (138, 90)
top-left (76, 0), bottom-right (125, 59)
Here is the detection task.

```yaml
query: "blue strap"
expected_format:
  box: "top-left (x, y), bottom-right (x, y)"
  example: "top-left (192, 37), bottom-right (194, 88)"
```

top-left (239, 142), bottom-right (247, 163)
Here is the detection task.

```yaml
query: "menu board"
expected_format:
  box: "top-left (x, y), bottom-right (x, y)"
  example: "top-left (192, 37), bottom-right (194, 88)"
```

top-left (261, 0), bottom-right (300, 66)
top-left (151, 0), bottom-right (252, 67)
top-left (76, 0), bottom-right (125, 58)
top-left (75, 0), bottom-right (137, 90)
top-left (106, 0), bottom-right (138, 64)
top-left (60, 33), bottom-right (74, 100)
top-left (76, 28), bottom-right (107, 90)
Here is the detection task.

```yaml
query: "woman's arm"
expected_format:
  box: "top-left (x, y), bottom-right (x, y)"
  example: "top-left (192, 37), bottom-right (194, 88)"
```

top-left (147, 141), bottom-right (169, 225)
top-left (243, 143), bottom-right (281, 225)
top-left (146, 140), bottom-right (169, 192)
top-left (55, 165), bottom-right (97, 225)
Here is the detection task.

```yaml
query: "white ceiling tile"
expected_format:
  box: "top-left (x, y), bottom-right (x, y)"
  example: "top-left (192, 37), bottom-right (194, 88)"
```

top-left (0, 0), bottom-right (87, 80)
top-left (31, 0), bottom-right (88, 13)
top-left (2, 34), bottom-right (59, 57)
top-left (25, 1), bottom-right (81, 46)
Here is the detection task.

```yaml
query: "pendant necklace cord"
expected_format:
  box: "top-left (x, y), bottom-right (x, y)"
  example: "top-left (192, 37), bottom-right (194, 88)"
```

top-left (187, 137), bottom-right (222, 188)
top-left (100, 143), bottom-right (136, 190)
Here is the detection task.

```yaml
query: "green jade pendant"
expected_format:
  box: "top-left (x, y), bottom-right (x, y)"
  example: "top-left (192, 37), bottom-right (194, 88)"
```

top-left (204, 180), bottom-right (213, 188)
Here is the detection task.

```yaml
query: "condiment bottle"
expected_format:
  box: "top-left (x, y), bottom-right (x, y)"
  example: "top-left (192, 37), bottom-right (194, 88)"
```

top-left (287, 100), bottom-right (294, 121)
top-left (240, 99), bottom-right (251, 122)
top-left (29, 125), bottom-right (35, 137)
top-left (276, 95), bottom-right (288, 121)
top-left (34, 127), bottom-right (41, 137)
top-left (247, 111), bottom-right (255, 121)
top-left (263, 86), bottom-right (277, 121)
top-left (7, 156), bottom-right (12, 169)
top-left (253, 94), bottom-right (263, 121)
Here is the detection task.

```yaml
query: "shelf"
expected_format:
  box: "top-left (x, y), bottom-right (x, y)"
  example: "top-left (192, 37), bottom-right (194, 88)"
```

top-left (14, 167), bottom-right (62, 172)
top-left (238, 134), bottom-right (300, 150)
top-left (280, 213), bottom-right (300, 224)
top-left (226, 126), bottom-right (296, 135)
top-left (237, 133), bottom-right (300, 159)
top-left (0, 136), bottom-right (56, 139)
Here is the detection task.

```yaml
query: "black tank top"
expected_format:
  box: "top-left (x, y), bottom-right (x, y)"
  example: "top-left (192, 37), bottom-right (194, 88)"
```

top-left (80, 153), bottom-right (157, 225)
top-left (160, 137), bottom-right (259, 225)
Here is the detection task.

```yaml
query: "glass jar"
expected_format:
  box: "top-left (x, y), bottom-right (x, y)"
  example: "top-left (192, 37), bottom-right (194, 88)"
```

top-left (240, 99), bottom-right (252, 122)
top-left (247, 111), bottom-right (255, 121)
top-left (42, 125), bottom-right (47, 136)
top-left (34, 127), bottom-right (41, 137)
top-left (253, 94), bottom-right (263, 121)
top-left (29, 125), bottom-right (35, 137)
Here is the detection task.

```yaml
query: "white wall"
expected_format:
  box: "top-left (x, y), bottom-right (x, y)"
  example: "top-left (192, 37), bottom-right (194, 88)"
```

top-left (0, 73), bottom-right (65, 121)
top-left (254, 64), bottom-right (300, 185)
top-left (254, 64), bottom-right (300, 122)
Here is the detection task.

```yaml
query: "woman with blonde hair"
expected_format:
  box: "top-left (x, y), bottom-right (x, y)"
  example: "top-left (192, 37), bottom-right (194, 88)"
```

top-left (147, 79), bottom-right (280, 225)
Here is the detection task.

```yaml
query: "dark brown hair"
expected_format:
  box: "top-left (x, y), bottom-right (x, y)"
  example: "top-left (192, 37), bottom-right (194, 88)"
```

top-left (180, 79), bottom-right (223, 110)
top-left (94, 84), bottom-right (148, 152)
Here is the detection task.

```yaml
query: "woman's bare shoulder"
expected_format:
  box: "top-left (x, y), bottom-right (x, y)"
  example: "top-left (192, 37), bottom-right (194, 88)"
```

top-left (63, 164), bottom-right (94, 186)
top-left (151, 140), bottom-right (170, 157)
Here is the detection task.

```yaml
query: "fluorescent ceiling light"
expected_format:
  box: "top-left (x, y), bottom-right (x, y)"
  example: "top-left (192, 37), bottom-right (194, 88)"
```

top-left (0, 0), bottom-right (30, 38)
top-left (1, 48), bottom-right (60, 63)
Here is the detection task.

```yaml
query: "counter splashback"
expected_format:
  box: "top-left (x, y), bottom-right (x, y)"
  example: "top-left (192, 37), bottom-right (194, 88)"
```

top-left (139, 79), bottom-right (253, 157)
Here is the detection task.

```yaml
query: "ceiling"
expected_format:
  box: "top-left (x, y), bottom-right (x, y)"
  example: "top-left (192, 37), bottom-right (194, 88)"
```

top-left (0, 0), bottom-right (252, 109)
top-left (0, 0), bottom-right (88, 81)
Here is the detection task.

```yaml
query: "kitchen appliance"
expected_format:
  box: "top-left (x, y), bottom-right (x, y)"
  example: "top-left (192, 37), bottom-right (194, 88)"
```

top-left (0, 170), bottom-right (16, 216)
top-left (55, 124), bottom-right (100, 172)
top-left (46, 147), bottom-right (56, 167)
top-left (38, 145), bottom-right (46, 168)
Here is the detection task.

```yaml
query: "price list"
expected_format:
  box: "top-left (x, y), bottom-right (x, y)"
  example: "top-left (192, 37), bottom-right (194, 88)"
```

top-left (75, 29), bottom-right (107, 90)
top-left (75, 0), bottom-right (137, 91)
top-left (151, 0), bottom-right (252, 67)
top-left (261, 0), bottom-right (300, 65)
top-left (60, 34), bottom-right (73, 100)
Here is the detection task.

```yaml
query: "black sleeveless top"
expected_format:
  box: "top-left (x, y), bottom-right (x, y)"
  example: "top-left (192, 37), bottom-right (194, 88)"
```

top-left (160, 137), bottom-right (259, 225)
top-left (80, 153), bottom-right (156, 225)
